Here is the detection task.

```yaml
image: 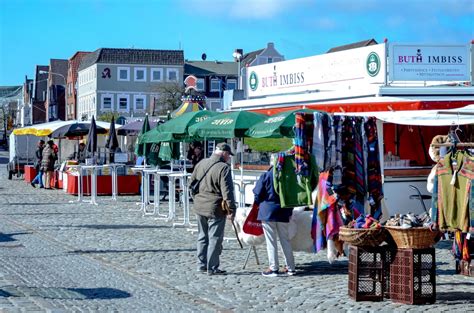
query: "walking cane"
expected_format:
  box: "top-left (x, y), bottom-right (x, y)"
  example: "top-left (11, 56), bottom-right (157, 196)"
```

top-left (223, 200), bottom-right (243, 249)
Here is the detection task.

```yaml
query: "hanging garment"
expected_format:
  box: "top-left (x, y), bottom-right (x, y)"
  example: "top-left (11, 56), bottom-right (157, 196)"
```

top-left (433, 151), bottom-right (473, 232)
top-left (273, 154), bottom-right (319, 208)
top-left (339, 117), bottom-right (356, 198)
top-left (333, 116), bottom-right (344, 187)
top-left (294, 112), bottom-right (314, 177)
top-left (364, 117), bottom-right (384, 219)
top-left (312, 113), bottom-right (327, 172)
top-left (311, 171), bottom-right (344, 252)
top-left (353, 117), bottom-right (366, 213)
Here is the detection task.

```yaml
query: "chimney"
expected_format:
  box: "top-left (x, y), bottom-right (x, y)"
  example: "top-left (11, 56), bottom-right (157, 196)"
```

top-left (267, 42), bottom-right (274, 49)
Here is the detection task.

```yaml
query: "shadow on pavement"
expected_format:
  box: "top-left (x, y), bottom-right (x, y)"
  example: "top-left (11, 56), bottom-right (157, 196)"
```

top-left (46, 224), bottom-right (171, 230)
top-left (0, 286), bottom-right (131, 300)
top-left (0, 232), bottom-right (31, 243)
top-left (7, 202), bottom-right (70, 206)
top-left (295, 260), bottom-right (349, 276)
top-left (70, 248), bottom-right (195, 254)
top-left (437, 291), bottom-right (474, 303)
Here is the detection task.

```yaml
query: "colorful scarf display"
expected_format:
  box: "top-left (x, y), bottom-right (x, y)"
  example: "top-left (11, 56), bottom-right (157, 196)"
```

top-left (365, 117), bottom-right (383, 218)
top-left (294, 112), bottom-right (314, 177)
top-left (311, 171), bottom-right (344, 252)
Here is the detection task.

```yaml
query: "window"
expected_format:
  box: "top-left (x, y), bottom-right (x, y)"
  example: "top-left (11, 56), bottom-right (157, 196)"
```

top-left (134, 95), bottom-right (146, 111)
top-left (267, 57), bottom-right (273, 63)
top-left (134, 67), bottom-right (146, 82)
top-left (167, 68), bottom-right (178, 82)
top-left (209, 100), bottom-right (222, 111)
top-left (117, 67), bottom-right (130, 81)
top-left (210, 79), bottom-right (220, 92)
top-left (117, 94), bottom-right (129, 111)
top-left (196, 78), bottom-right (205, 91)
top-left (151, 68), bottom-right (163, 82)
top-left (226, 79), bottom-right (237, 90)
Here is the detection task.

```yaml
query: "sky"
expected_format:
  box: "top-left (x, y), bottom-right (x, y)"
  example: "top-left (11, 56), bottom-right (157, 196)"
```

top-left (0, 0), bottom-right (473, 86)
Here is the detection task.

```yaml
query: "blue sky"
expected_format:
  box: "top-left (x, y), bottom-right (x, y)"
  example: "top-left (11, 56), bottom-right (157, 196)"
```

top-left (0, 0), bottom-right (473, 86)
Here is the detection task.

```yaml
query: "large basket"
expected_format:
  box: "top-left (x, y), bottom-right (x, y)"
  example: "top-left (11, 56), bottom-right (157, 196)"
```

top-left (385, 226), bottom-right (439, 249)
top-left (339, 227), bottom-right (387, 247)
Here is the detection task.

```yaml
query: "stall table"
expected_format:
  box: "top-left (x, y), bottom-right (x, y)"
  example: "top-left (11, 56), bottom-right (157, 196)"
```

top-left (66, 172), bottom-right (139, 195)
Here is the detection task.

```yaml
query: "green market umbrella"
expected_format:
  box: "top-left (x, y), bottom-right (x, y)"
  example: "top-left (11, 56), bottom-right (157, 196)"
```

top-left (188, 110), bottom-right (266, 139)
top-left (139, 110), bottom-right (218, 144)
top-left (135, 115), bottom-right (151, 157)
top-left (245, 108), bottom-right (317, 138)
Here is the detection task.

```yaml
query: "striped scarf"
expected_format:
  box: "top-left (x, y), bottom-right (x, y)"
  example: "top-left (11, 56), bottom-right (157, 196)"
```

top-left (364, 117), bottom-right (383, 219)
top-left (294, 112), bottom-right (314, 176)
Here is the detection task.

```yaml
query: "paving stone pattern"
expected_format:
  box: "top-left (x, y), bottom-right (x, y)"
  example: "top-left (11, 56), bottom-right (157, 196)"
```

top-left (0, 150), bottom-right (473, 312)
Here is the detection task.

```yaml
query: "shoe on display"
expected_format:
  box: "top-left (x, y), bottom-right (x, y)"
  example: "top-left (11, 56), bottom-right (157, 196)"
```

top-left (261, 268), bottom-right (279, 277)
top-left (207, 269), bottom-right (226, 276)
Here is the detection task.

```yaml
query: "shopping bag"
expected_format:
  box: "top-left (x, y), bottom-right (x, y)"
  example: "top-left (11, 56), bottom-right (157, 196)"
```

top-left (243, 202), bottom-right (263, 236)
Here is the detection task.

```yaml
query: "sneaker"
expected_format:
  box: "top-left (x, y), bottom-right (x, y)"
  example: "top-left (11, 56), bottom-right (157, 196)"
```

top-left (197, 266), bottom-right (207, 272)
top-left (30, 182), bottom-right (36, 188)
top-left (283, 267), bottom-right (296, 276)
top-left (261, 268), bottom-right (279, 277)
top-left (207, 269), bottom-right (226, 276)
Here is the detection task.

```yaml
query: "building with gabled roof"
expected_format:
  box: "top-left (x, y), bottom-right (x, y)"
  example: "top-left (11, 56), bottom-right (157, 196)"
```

top-left (327, 38), bottom-right (378, 53)
top-left (77, 48), bottom-right (184, 121)
top-left (184, 60), bottom-right (239, 111)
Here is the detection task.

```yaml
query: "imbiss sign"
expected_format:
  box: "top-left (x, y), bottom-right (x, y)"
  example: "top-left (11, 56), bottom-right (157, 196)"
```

top-left (246, 44), bottom-right (386, 98)
top-left (389, 44), bottom-right (470, 81)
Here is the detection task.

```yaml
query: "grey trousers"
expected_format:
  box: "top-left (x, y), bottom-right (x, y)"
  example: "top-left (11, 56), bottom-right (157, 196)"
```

top-left (262, 221), bottom-right (295, 272)
top-left (196, 214), bottom-right (227, 271)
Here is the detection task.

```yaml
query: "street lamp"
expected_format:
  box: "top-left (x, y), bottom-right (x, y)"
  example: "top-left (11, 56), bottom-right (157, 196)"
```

top-left (232, 50), bottom-right (242, 89)
top-left (39, 70), bottom-right (67, 121)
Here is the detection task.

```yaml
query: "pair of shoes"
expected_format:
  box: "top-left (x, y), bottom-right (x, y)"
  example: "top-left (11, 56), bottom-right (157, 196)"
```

top-left (207, 269), bottom-right (226, 276)
top-left (30, 182), bottom-right (36, 188)
top-left (283, 267), bottom-right (297, 276)
top-left (197, 266), bottom-right (207, 272)
top-left (261, 268), bottom-right (279, 277)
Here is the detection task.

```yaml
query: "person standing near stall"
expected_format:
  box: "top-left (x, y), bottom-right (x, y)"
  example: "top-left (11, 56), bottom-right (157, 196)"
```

top-left (253, 155), bottom-right (296, 277)
top-left (41, 140), bottom-right (57, 189)
top-left (190, 143), bottom-right (236, 275)
top-left (31, 140), bottom-right (45, 188)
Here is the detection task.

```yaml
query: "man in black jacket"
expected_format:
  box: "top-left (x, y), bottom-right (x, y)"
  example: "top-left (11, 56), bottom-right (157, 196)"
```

top-left (31, 140), bottom-right (45, 188)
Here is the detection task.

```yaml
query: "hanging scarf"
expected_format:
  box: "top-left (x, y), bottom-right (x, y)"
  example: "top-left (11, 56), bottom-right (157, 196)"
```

top-left (311, 170), bottom-right (343, 252)
top-left (312, 112), bottom-right (326, 172)
top-left (294, 112), bottom-right (314, 176)
top-left (333, 116), bottom-right (344, 187)
top-left (354, 117), bottom-right (366, 212)
top-left (341, 117), bottom-right (356, 197)
top-left (364, 117), bottom-right (384, 219)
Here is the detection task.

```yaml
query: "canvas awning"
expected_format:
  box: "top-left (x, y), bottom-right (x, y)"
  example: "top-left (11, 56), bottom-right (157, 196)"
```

top-left (336, 104), bottom-right (474, 126)
top-left (13, 120), bottom-right (121, 136)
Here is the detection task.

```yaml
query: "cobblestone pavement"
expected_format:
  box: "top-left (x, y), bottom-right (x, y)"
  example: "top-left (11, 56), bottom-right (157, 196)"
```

top-left (0, 150), bottom-right (473, 312)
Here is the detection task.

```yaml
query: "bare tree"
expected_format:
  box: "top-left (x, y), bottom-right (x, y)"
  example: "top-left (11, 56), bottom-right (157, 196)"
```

top-left (151, 82), bottom-right (184, 116)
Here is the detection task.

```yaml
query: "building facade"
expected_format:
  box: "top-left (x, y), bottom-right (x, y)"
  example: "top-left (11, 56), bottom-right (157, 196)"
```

top-left (45, 59), bottom-right (68, 121)
top-left (184, 60), bottom-right (238, 111)
top-left (31, 65), bottom-right (49, 124)
top-left (66, 51), bottom-right (91, 120)
top-left (77, 48), bottom-right (184, 121)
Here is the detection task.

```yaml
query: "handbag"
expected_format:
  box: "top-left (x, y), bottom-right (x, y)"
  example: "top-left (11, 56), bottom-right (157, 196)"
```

top-left (190, 161), bottom-right (219, 197)
top-left (243, 202), bottom-right (264, 236)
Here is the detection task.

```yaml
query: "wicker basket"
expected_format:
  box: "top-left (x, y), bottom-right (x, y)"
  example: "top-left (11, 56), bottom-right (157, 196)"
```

top-left (385, 226), bottom-right (439, 249)
top-left (339, 227), bottom-right (387, 247)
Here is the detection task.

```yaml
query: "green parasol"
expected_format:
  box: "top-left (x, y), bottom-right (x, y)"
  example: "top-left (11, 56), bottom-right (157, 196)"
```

top-left (188, 110), bottom-right (266, 139)
top-left (139, 110), bottom-right (218, 144)
top-left (245, 108), bottom-right (317, 138)
top-left (134, 115), bottom-right (151, 157)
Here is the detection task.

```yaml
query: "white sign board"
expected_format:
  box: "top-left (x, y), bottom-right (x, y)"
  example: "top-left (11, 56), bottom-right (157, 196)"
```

top-left (114, 153), bottom-right (128, 163)
top-left (389, 44), bottom-right (470, 81)
top-left (246, 44), bottom-right (386, 98)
